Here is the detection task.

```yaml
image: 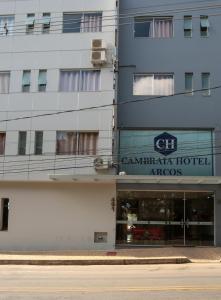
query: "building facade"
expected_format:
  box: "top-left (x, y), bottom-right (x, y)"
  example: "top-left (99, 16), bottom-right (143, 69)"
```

top-left (0, 0), bottom-right (117, 250)
top-left (117, 0), bottom-right (221, 246)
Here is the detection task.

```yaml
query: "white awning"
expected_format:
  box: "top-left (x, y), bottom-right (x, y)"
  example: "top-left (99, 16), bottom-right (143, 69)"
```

top-left (49, 174), bottom-right (221, 185)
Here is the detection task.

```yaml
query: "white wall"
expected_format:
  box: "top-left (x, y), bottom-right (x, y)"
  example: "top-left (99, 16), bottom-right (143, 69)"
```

top-left (0, 181), bottom-right (116, 250)
top-left (0, 0), bottom-right (116, 180)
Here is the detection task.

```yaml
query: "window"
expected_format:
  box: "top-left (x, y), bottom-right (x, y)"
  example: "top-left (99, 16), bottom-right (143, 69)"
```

top-left (59, 70), bottom-right (100, 92)
top-left (56, 131), bottom-right (98, 155)
top-left (34, 131), bottom-right (43, 155)
top-left (0, 132), bottom-right (6, 155)
top-left (0, 15), bottom-right (14, 36)
top-left (22, 70), bottom-right (31, 92)
top-left (134, 16), bottom-right (173, 38)
top-left (18, 131), bottom-right (27, 155)
top-left (202, 73), bottom-right (210, 96)
top-left (133, 74), bottom-right (174, 95)
top-left (184, 16), bottom-right (192, 37)
top-left (0, 72), bottom-right (10, 93)
top-left (200, 16), bottom-right (209, 37)
top-left (185, 73), bottom-right (193, 95)
top-left (38, 70), bottom-right (47, 92)
top-left (26, 13), bottom-right (35, 34)
top-left (63, 12), bottom-right (102, 33)
top-left (0, 199), bottom-right (9, 231)
top-left (41, 13), bottom-right (51, 33)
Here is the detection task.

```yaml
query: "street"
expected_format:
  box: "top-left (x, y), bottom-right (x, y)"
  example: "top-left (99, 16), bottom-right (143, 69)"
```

top-left (0, 263), bottom-right (220, 299)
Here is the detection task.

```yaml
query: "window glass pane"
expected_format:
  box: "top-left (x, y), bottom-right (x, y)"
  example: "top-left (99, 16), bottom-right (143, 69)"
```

top-left (78, 132), bottom-right (98, 155)
top-left (60, 70), bottom-right (80, 92)
top-left (200, 16), bottom-right (209, 37)
top-left (200, 16), bottom-right (209, 28)
top-left (18, 131), bottom-right (26, 155)
top-left (0, 72), bottom-right (10, 93)
top-left (35, 131), bottom-right (43, 155)
top-left (154, 18), bottom-right (173, 38)
top-left (184, 16), bottom-right (192, 37)
top-left (63, 13), bottom-right (82, 33)
top-left (154, 74), bottom-right (174, 95)
top-left (82, 13), bottom-right (102, 32)
top-left (202, 73), bottom-right (210, 95)
top-left (184, 16), bottom-right (192, 29)
top-left (22, 70), bottom-right (31, 85)
top-left (42, 13), bottom-right (51, 33)
top-left (38, 70), bottom-right (47, 85)
top-left (185, 73), bottom-right (193, 95)
top-left (41, 13), bottom-right (51, 25)
top-left (1, 199), bottom-right (9, 231)
top-left (134, 17), bottom-right (153, 37)
top-left (26, 14), bottom-right (35, 25)
top-left (0, 132), bottom-right (5, 155)
top-left (80, 70), bottom-right (100, 91)
top-left (133, 75), bottom-right (153, 95)
top-left (0, 15), bottom-right (14, 36)
top-left (56, 131), bottom-right (77, 155)
top-left (26, 14), bottom-right (35, 34)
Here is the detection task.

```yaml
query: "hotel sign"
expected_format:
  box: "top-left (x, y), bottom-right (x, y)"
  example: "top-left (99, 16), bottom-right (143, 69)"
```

top-left (120, 130), bottom-right (213, 176)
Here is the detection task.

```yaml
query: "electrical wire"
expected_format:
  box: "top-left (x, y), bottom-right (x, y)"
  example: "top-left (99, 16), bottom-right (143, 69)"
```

top-left (0, 2), bottom-right (221, 39)
top-left (0, 85), bottom-right (219, 123)
top-left (0, 147), bottom-right (218, 175)
top-left (0, 138), bottom-right (218, 171)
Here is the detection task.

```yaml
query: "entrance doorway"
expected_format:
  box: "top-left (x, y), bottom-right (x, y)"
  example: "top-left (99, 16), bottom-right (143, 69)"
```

top-left (116, 191), bottom-right (214, 246)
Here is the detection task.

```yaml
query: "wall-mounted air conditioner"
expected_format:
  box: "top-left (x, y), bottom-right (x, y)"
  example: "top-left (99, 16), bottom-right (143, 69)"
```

top-left (92, 39), bottom-right (106, 50)
top-left (91, 50), bottom-right (107, 65)
top-left (94, 157), bottom-right (111, 170)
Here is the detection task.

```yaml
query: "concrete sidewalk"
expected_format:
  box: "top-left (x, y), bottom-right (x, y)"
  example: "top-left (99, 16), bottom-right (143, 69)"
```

top-left (0, 247), bottom-right (219, 265)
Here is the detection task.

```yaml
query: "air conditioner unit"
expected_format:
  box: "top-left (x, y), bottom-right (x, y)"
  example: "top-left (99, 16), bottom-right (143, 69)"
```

top-left (91, 50), bottom-right (107, 65)
top-left (94, 157), bottom-right (111, 170)
top-left (92, 39), bottom-right (106, 50)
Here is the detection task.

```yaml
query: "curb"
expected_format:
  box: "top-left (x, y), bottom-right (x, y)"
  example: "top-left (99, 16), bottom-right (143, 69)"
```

top-left (0, 257), bottom-right (190, 266)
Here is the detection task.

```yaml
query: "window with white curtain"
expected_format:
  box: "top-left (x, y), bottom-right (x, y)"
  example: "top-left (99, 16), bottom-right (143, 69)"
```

top-left (59, 70), bottom-right (100, 92)
top-left (0, 72), bottom-right (10, 94)
top-left (63, 12), bottom-right (102, 33)
top-left (56, 131), bottom-right (98, 155)
top-left (134, 17), bottom-right (173, 38)
top-left (133, 74), bottom-right (174, 95)
top-left (0, 15), bottom-right (14, 36)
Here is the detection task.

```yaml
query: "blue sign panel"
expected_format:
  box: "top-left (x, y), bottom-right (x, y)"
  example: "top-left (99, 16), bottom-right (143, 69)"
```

top-left (119, 130), bottom-right (213, 176)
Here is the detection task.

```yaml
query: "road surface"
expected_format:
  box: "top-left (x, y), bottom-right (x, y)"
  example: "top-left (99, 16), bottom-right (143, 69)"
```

top-left (0, 263), bottom-right (220, 299)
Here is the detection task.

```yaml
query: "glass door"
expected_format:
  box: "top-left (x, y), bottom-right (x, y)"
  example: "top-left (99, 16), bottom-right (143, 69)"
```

top-left (185, 192), bottom-right (214, 246)
top-left (116, 191), bottom-right (186, 246)
top-left (116, 190), bottom-right (214, 246)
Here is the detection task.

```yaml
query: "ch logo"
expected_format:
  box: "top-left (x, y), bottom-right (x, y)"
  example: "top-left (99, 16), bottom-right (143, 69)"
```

top-left (154, 132), bottom-right (177, 156)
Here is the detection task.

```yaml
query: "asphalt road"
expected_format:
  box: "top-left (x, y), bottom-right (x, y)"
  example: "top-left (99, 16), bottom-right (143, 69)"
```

top-left (0, 263), bottom-right (220, 299)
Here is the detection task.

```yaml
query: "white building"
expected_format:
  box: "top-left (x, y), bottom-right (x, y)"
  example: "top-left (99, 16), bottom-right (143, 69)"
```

top-left (0, 0), bottom-right (117, 250)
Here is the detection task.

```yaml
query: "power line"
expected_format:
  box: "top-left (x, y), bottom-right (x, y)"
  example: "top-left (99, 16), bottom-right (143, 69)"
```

top-left (0, 85), bottom-right (219, 123)
top-left (0, 138), bottom-right (218, 171)
top-left (0, 146), bottom-right (218, 175)
top-left (0, 2), bottom-right (221, 39)
top-left (5, 1), bottom-right (221, 30)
